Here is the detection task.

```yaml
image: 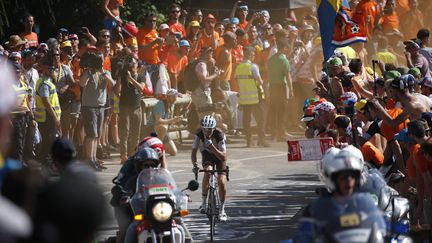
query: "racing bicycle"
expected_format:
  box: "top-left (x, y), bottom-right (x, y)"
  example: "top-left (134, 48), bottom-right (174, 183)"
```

top-left (194, 165), bottom-right (230, 241)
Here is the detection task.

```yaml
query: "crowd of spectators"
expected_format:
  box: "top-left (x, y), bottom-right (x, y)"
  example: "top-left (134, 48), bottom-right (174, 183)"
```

top-left (1, 0), bottom-right (432, 237)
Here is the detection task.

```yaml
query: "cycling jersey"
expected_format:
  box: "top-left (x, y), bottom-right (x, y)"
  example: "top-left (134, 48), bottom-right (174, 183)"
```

top-left (192, 128), bottom-right (227, 173)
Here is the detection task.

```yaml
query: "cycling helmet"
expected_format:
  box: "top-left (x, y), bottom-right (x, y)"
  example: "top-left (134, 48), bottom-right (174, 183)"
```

top-left (401, 74), bottom-right (417, 86)
top-left (201, 115), bottom-right (217, 129)
top-left (136, 136), bottom-right (165, 158)
top-left (339, 92), bottom-right (358, 106)
top-left (134, 147), bottom-right (160, 171)
top-left (322, 146), bottom-right (363, 191)
top-left (319, 147), bottom-right (341, 189)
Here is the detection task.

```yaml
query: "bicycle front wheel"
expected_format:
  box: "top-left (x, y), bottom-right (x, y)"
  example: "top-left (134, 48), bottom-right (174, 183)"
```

top-left (208, 189), bottom-right (217, 241)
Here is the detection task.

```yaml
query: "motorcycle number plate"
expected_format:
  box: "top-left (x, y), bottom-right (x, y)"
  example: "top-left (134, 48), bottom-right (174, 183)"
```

top-left (339, 213), bottom-right (360, 227)
top-left (148, 186), bottom-right (170, 195)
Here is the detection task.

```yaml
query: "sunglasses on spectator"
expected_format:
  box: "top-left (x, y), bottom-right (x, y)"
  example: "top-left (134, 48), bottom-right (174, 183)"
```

top-left (101, 35), bottom-right (110, 38)
top-left (172, 10), bottom-right (180, 13)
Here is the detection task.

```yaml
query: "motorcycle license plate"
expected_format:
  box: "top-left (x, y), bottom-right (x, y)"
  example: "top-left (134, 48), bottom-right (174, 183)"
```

top-left (148, 186), bottom-right (170, 195)
top-left (339, 213), bottom-right (360, 227)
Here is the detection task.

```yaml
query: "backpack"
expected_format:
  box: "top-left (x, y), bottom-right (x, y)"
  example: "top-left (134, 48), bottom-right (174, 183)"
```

top-left (184, 59), bottom-right (203, 92)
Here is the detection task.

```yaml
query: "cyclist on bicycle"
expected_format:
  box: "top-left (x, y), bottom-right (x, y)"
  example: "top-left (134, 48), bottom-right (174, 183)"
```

top-left (191, 115), bottom-right (228, 221)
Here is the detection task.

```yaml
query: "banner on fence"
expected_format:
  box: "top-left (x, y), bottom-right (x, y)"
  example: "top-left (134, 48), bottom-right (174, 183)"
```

top-left (287, 137), bottom-right (334, 161)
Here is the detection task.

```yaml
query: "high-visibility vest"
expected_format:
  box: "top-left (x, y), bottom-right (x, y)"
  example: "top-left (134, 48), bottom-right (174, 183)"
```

top-left (35, 77), bottom-right (61, 123)
top-left (235, 62), bottom-right (260, 105)
top-left (11, 78), bottom-right (29, 114)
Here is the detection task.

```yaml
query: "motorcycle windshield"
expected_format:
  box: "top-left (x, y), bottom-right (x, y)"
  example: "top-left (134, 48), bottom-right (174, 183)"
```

top-left (130, 168), bottom-right (178, 215)
top-left (311, 193), bottom-right (387, 243)
top-left (359, 169), bottom-right (393, 210)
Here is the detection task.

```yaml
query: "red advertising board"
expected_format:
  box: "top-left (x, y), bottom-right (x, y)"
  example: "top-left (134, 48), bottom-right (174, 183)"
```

top-left (287, 138), bottom-right (334, 161)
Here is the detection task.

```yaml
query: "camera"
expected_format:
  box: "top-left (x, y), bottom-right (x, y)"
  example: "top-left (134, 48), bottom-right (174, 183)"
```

top-left (173, 32), bottom-right (182, 39)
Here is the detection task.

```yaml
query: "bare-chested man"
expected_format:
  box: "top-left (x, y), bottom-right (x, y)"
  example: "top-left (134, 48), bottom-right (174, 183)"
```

top-left (102, 0), bottom-right (123, 31)
top-left (372, 76), bottom-right (432, 126)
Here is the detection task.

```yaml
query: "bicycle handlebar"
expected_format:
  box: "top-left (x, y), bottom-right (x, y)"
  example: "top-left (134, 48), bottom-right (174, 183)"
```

top-left (193, 166), bottom-right (230, 181)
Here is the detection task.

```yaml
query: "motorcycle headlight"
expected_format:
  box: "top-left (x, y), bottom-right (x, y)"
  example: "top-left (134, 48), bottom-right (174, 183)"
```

top-left (152, 202), bottom-right (173, 222)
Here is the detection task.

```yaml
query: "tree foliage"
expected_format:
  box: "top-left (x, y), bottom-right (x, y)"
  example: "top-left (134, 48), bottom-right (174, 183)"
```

top-left (1, 0), bottom-right (183, 43)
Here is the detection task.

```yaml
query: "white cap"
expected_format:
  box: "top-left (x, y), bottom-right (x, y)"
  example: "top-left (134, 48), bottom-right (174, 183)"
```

top-left (159, 24), bottom-right (169, 31)
top-left (9, 52), bottom-right (21, 59)
top-left (0, 63), bottom-right (17, 115)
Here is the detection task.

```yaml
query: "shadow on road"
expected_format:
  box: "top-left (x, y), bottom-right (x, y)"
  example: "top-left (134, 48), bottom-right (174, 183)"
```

top-left (186, 173), bottom-right (320, 242)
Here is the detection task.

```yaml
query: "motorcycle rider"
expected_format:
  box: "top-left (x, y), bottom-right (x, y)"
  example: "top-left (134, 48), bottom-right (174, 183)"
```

top-left (113, 133), bottom-right (166, 189)
top-left (191, 115), bottom-right (228, 221)
top-left (295, 146), bottom-right (386, 242)
top-left (111, 147), bottom-right (160, 243)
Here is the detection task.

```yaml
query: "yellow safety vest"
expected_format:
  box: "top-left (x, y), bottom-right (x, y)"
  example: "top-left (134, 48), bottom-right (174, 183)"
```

top-left (235, 62), bottom-right (260, 105)
top-left (35, 77), bottom-right (61, 123)
top-left (11, 78), bottom-right (29, 115)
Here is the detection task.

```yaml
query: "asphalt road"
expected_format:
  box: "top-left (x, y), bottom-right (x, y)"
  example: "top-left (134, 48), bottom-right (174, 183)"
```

top-left (96, 133), bottom-right (321, 243)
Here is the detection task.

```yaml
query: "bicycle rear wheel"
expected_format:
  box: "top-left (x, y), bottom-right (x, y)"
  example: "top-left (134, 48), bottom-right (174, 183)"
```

top-left (208, 189), bottom-right (217, 241)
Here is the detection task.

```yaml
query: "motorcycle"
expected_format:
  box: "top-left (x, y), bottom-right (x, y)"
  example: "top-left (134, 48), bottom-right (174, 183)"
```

top-left (296, 193), bottom-right (388, 243)
top-left (125, 168), bottom-right (199, 243)
top-left (359, 168), bottom-right (411, 242)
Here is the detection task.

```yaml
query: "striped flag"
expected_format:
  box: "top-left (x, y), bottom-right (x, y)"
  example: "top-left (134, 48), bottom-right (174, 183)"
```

top-left (317, 0), bottom-right (358, 61)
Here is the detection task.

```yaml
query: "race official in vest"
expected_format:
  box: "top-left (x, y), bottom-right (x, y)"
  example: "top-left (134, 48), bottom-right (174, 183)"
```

top-left (234, 46), bottom-right (269, 147)
top-left (8, 63), bottom-right (35, 162)
top-left (35, 57), bottom-right (62, 165)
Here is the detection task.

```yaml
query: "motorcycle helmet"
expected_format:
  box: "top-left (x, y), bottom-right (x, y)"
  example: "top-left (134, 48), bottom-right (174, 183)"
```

top-left (340, 145), bottom-right (365, 165)
top-left (319, 147), bottom-right (341, 189)
top-left (322, 147), bottom-right (363, 191)
top-left (136, 135), bottom-right (165, 159)
top-left (201, 115), bottom-right (217, 129)
top-left (133, 147), bottom-right (160, 172)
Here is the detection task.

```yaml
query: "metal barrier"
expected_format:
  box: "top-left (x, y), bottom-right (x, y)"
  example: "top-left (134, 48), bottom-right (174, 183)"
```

top-left (141, 95), bottom-right (192, 143)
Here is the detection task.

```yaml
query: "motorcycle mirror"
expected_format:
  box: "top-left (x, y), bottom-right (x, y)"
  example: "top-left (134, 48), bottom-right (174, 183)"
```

top-left (187, 180), bottom-right (199, 191)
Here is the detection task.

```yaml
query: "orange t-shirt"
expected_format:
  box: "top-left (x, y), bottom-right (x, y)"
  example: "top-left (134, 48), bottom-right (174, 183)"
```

top-left (351, 0), bottom-right (380, 39)
top-left (199, 31), bottom-right (220, 49)
top-left (380, 12), bottom-right (399, 33)
top-left (159, 44), bottom-right (175, 66)
top-left (361, 141), bottom-right (385, 167)
top-left (231, 44), bottom-right (244, 64)
top-left (414, 144), bottom-right (431, 196)
top-left (168, 22), bottom-right (187, 38)
top-left (137, 27), bottom-right (159, 65)
top-left (406, 144), bottom-right (420, 179)
top-left (167, 50), bottom-right (188, 76)
top-left (239, 21), bottom-right (248, 30)
top-left (415, 146), bottom-right (432, 175)
top-left (386, 97), bottom-right (396, 110)
top-left (20, 32), bottom-right (38, 48)
top-left (103, 56), bottom-right (111, 71)
top-left (380, 108), bottom-right (409, 141)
